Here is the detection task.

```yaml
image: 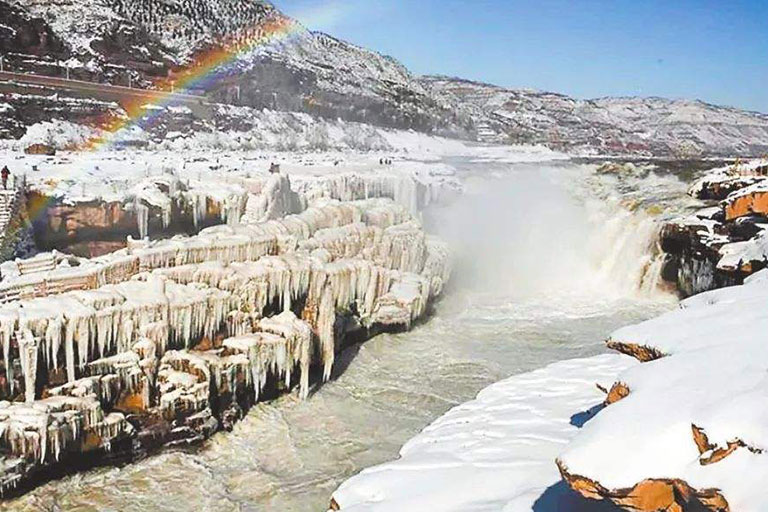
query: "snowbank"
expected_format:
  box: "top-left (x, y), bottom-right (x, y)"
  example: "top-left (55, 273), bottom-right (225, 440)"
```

top-left (560, 269), bottom-right (768, 511)
top-left (331, 354), bottom-right (637, 511)
top-left (19, 120), bottom-right (102, 151)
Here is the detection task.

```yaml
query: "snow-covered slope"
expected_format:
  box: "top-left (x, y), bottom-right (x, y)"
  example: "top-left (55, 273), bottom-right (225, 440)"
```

top-left (3, 0), bottom-right (470, 136)
top-left (559, 269), bottom-right (768, 511)
top-left (422, 76), bottom-right (768, 157)
top-left (331, 354), bottom-right (636, 511)
top-left (2, 1), bottom-right (767, 156)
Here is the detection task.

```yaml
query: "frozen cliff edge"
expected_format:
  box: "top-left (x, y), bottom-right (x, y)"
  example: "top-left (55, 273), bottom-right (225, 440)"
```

top-left (660, 158), bottom-right (768, 296)
top-left (0, 169), bottom-right (454, 495)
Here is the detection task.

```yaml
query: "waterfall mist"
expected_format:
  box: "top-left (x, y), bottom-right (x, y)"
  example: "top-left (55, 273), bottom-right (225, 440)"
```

top-left (427, 163), bottom-right (665, 300)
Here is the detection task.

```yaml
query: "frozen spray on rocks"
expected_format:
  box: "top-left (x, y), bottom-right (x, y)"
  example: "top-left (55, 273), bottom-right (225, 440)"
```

top-left (0, 169), bottom-right (456, 495)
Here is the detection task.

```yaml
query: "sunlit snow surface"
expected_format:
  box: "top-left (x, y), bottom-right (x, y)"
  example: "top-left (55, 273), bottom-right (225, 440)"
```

top-left (333, 354), bottom-right (636, 512)
top-left (0, 153), bottom-right (682, 511)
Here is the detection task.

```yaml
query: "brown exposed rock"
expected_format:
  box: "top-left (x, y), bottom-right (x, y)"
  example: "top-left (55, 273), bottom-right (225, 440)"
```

top-left (691, 424), bottom-right (763, 466)
top-left (557, 459), bottom-right (730, 512)
top-left (329, 497), bottom-right (340, 511)
top-left (692, 424), bottom-right (713, 455)
top-left (701, 441), bottom-right (744, 466)
top-left (66, 240), bottom-right (127, 258)
top-left (724, 190), bottom-right (768, 221)
top-left (81, 432), bottom-right (105, 453)
top-left (606, 339), bottom-right (665, 362)
top-left (0, 1), bottom-right (69, 58)
top-left (604, 381), bottom-right (630, 405)
top-left (23, 143), bottom-right (56, 156)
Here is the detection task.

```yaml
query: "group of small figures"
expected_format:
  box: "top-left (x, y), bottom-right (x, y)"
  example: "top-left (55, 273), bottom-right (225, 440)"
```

top-left (379, 158), bottom-right (394, 165)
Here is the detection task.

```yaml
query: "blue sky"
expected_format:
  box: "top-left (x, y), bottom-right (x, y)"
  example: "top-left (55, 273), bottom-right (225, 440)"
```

top-left (277, 0), bottom-right (768, 113)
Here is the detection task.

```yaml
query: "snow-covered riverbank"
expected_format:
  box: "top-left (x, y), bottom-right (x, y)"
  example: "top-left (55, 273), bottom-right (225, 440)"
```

top-left (0, 149), bottom-right (684, 510)
top-left (331, 354), bottom-right (636, 511)
top-left (333, 160), bottom-right (768, 512)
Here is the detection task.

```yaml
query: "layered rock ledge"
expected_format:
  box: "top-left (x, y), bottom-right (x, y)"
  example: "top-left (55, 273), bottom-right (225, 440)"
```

top-left (661, 158), bottom-right (768, 296)
top-left (0, 171), bottom-right (452, 495)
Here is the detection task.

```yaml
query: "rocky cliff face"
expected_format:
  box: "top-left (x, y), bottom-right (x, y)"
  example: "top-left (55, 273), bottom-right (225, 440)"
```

top-left (660, 159), bottom-right (768, 296)
top-left (0, 1), bottom-right (68, 58)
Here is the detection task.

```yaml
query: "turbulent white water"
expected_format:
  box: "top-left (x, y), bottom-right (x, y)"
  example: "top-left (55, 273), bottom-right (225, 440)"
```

top-left (0, 159), bottom-right (682, 511)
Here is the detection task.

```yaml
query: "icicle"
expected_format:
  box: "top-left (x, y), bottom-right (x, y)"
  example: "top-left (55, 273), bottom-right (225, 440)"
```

top-left (17, 329), bottom-right (38, 403)
top-left (44, 316), bottom-right (63, 370)
top-left (0, 310), bottom-right (17, 393)
top-left (318, 285), bottom-right (335, 381)
top-left (135, 198), bottom-right (149, 240)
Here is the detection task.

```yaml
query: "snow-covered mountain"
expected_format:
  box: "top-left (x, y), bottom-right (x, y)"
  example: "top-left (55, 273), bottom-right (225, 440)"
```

top-left (2, 0), bottom-right (767, 156)
top-left (2, 0), bottom-right (471, 136)
top-left (422, 76), bottom-right (768, 157)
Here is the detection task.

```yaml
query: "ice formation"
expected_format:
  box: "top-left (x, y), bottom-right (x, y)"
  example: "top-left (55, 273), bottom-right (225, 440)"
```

top-left (0, 174), bottom-right (451, 492)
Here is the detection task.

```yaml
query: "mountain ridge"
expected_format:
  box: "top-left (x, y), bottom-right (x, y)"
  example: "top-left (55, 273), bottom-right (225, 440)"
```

top-left (1, 0), bottom-right (767, 156)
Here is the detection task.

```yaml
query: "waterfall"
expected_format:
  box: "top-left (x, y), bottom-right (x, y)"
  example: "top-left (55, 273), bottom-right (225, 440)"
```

top-left (583, 197), bottom-right (667, 297)
top-left (428, 163), bottom-right (669, 300)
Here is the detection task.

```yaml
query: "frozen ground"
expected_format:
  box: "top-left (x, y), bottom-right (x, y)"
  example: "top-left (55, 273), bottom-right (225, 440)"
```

top-left (1, 119), bottom-right (563, 202)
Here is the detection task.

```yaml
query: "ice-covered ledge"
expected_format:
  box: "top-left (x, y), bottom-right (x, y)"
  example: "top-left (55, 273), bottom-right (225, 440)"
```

top-left (0, 167), bottom-right (454, 495)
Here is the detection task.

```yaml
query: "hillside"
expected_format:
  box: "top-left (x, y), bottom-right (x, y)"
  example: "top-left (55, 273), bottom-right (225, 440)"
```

top-left (1, 0), bottom-right (471, 136)
top-left (1, 1), bottom-right (767, 156)
top-left (422, 75), bottom-right (768, 157)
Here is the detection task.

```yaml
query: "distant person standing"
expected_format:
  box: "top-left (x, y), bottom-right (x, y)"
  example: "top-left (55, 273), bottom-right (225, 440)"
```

top-left (1, 166), bottom-right (10, 190)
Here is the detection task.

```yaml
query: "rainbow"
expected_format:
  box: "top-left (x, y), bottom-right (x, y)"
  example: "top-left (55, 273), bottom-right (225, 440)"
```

top-left (84, 14), bottom-right (303, 151)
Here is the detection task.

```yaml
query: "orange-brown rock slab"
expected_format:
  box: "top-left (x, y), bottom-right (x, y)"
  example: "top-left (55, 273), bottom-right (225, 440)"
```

top-left (557, 459), bottom-right (730, 512)
top-left (24, 144), bottom-right (56, 156)
top-left (692, 424), bottom-right (713, 455)
top-left (604, 381), bottom-right (630, 405)
top-left (724, 190), bottom-right (768, 221)
top-left (329, 497), bottom-right (340, 511)
top-left (116, 384), bottom-right (151, 414)
top-left (692, 424), bottom-right (763, 466)
top-left (81, 432), bottom-right (104, 453)
top-left (606, 340), bottom-right (665, 362)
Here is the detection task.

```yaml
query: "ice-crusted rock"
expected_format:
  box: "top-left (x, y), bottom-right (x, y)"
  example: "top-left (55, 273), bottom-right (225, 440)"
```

top-left (661, 159), bottom-right (768, 295)
top-left (0, 189), bottom-right (451, 494)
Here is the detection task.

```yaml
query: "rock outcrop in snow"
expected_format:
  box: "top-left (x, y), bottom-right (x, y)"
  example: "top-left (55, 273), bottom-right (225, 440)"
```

top-left (661, 158), bottom-right (768, 296)
top-left (559, 269), bottom-right (768, 511)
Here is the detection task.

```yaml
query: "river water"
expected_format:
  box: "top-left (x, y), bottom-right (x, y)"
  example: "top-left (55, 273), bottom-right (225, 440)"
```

top-left (1, 158), bottom-right (686, 511)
